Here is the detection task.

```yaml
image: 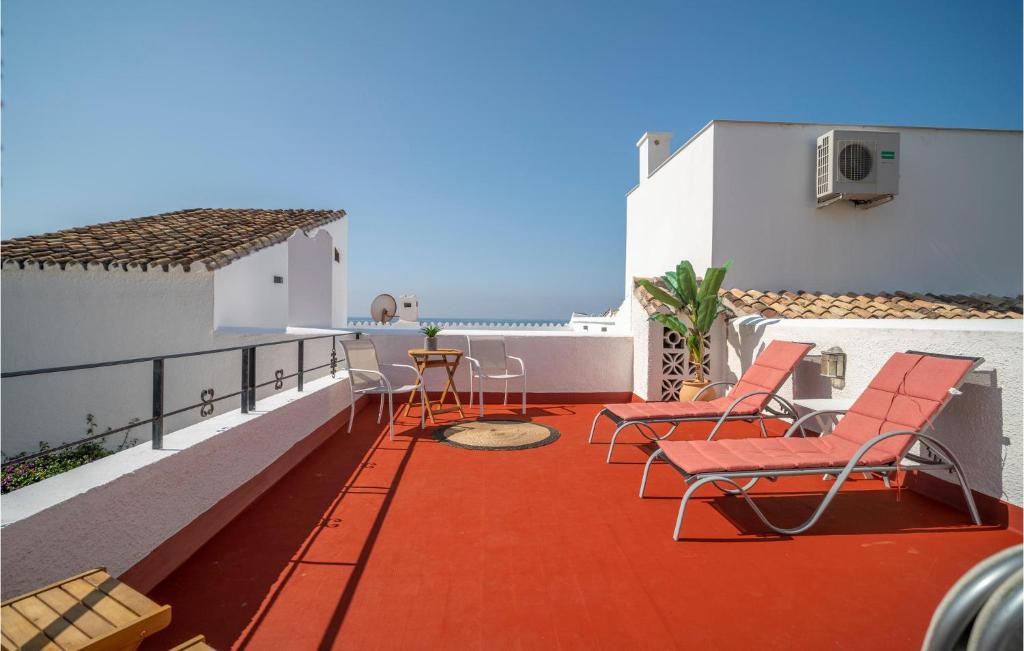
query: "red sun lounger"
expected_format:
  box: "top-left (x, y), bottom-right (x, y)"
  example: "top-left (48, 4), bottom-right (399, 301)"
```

top-left (589, 340), bottom-right (814, 462)
top-left (639, 351), bottom-right (984, 539)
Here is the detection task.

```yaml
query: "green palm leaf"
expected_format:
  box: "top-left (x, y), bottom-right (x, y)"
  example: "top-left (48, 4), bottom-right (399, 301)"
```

top-left (650, 313), bottom-right (688, 337)
top-left (677, 261), bottom-right (698, 306)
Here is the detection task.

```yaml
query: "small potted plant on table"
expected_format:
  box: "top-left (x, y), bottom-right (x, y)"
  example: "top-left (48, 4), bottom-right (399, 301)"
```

top-left (421, 324), bottom-right (443, 351)
top-left (637, 259), bottom-right (731, 401)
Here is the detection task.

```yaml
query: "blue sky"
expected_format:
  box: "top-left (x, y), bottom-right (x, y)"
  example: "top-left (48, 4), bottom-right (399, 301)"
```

top-left (3, 1), bottom-right (1021, 319)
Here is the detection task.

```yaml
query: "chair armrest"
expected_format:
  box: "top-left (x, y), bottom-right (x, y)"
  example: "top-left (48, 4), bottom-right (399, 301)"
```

top-left (347, 367), bottom-right (392, 391)
top-left (782, 409), bottom-right (848, 438)
top-left (388, 363), bottom-right (424, 384)
top-left (507, 356), bottom-right (525, 373)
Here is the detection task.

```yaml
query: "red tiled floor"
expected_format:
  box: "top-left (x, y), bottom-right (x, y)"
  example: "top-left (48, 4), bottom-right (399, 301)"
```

top-left (146, 400), bottom-right (1020, 650)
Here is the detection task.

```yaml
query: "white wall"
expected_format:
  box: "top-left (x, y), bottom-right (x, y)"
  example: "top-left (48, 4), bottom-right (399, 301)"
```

top-left (288, 229), bottom-right (333, 328)
top-left (722, 318), bottom-right (1023, 507)
top-left (214, 243), bottom-right (289, 330)
top-left (710, 122), bottom-right (1023, 294)
top-left (214, 217), bottom-right (348, 330)
top-left (321, 218), bottom-right (349, 328)
top-left (624, 124), bottom-right (716, 308)
top-left (1, 265), bottom-right (343, 456)
top-left (363, 330), bottom-right (633, 396)
top-left (630, 292), bottom-right (662, 401)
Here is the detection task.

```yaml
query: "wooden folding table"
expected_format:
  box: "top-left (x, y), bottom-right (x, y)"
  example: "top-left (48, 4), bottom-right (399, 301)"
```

top-left (401, 348), bottom-right (465, 424)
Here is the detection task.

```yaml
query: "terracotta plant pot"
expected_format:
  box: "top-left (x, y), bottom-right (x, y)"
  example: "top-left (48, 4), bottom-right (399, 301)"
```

top-left (678, 379), bottom-right (715, 402)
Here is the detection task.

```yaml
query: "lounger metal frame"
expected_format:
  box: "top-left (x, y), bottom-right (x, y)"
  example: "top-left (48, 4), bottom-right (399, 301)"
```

top-left (639, 352), bottom-right (985, 539)
top-left (590, 382), bottom-right (805, 463)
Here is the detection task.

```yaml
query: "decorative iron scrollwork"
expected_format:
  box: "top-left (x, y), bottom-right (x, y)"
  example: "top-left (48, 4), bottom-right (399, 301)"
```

top-left (200, 388), bottom-right (215, 417)
top-left (274, 369), bottom-right (285, 390)
top-left (330, 344), bottom-right (338, 378)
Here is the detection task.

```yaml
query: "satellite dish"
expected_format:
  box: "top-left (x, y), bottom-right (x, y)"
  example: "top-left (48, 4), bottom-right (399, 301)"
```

top-left (370, 293), bottom-right (397, 324)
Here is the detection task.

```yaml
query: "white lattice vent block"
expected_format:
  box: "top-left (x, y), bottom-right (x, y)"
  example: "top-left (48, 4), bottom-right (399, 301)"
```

top-left (663, 328), bottom-right (685, 350)
top-left (658, 326), bottom-right (713, 400)
top-left (662, 377), bottom-right (683, 400)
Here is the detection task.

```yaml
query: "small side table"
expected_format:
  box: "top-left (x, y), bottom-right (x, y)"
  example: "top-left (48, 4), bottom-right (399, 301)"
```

top-left (401, 348), bottom-right (465, 424)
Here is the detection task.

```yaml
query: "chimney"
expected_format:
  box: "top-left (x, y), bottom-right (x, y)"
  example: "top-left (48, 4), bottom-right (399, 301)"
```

top-left (637, 132), bottom-right (673, 182)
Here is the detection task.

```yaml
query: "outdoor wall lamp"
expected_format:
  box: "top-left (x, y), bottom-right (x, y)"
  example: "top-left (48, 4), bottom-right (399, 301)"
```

top-left (820, 346), bottom-right (846, 389)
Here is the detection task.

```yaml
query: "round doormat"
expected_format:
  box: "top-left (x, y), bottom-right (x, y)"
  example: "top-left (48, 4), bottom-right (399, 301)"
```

top-left (433, 419), bottom-right (560, 451)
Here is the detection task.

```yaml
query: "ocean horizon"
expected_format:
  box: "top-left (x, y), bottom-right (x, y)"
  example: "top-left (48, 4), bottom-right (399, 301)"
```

top-left (349, 316), bottom-right (569, 325)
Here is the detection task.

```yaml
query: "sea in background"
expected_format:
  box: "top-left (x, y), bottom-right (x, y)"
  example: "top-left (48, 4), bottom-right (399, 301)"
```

top-left (349, 316), bottom-right (569, 327)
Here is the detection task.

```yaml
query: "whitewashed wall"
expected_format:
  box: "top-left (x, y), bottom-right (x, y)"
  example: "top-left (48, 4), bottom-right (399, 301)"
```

top-left (2, 217), bottom-right (350, 457)
top-left (322, 218), bottom-right (349, 328)
top-left (625, 121), bottom-right (1022, 298)
top-left (362, 330), bottom-right (633, 396)
top-left (624, 124), bottom-right (716, 313)
top-left (1, 268), bottom-right (342, 457)
top-left (214, 243), bottom-right (290, 330)
top-left (722, 318), bottom-right (1023, 506)
top-left (710, 121), bottom-right (1021, 294)
top-left (630, 293), bottom-right (660, 401)
top-left (288, 229), bottom-right (334, 328)
top-left (213, 219), bottom-right (348, 331)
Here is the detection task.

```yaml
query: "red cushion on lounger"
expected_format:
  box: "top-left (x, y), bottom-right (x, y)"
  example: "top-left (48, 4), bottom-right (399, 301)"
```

top-left (603, 340), bottom-right (813, 421)
top-left (657, 352), bottom-right (975, 475)
top-left (724, 340), bottom-right (814, 412)
top-left (658, 436), bottom-right (896, 474)
top-left (830, 353), bottom-right (975, 459)
top-left (607, 396), bottom-right (759, 421)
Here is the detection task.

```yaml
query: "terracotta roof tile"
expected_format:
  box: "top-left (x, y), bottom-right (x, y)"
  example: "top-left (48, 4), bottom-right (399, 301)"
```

top-left (1, 208), bottom-right (346, 272)
top-left (633, 279), bottom-right (1022, 320)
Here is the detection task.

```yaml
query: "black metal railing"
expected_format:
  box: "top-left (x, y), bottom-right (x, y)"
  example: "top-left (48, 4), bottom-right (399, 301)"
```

top-left (0, 331), bottom-right (361, 468)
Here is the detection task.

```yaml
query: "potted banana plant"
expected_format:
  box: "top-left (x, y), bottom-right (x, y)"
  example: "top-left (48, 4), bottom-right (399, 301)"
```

top-left (637, 260), bottom-right (731, 401)
top-left (421, 324), bottom-right (442, 351)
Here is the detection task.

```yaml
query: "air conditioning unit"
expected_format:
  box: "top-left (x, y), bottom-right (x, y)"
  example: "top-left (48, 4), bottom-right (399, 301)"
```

top-left (815, 130), bottom-right (899, 208)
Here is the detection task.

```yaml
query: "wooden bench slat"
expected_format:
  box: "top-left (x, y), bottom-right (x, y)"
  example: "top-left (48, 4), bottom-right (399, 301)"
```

top-left (35, 587), bottom-right (115, 640)
top-left (2, 630), bottom-right (20, 651)
top-left (169, 635), bottom-right (216, 650)
top-left (77, 606), bottom-right (171, 651)
top-left (1, 570), bottom-right (106, 608)
top-left (3, 569), bottom-right (172, 651)
top-left (81, 574), bottom-right (158, 618)
top-left (58, 580), bottom-right (137, 627)
top-left (0, 605), bottom-right (62, 651)
top-left (10, 597), bottom-right (92, 650)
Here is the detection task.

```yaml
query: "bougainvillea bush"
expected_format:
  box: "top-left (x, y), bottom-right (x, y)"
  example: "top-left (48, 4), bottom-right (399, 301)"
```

top-left (1, 416), bottom-right (139, 494)
top-left (1, 441), bottom-right (114, 494)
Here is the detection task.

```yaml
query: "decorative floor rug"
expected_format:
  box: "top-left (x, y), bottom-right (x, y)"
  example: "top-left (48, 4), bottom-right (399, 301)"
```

top-left (433, 419), bottom-right (560, 451)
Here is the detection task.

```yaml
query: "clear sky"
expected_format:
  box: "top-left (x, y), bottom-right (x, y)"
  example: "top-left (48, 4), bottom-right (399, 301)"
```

top-left (3, 1), bottom-right (1021, 320)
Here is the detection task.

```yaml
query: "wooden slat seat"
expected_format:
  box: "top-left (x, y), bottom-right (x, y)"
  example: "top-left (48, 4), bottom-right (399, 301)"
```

top-left (168, 635), bottom-right (216, 651)
top-left (1, 568), bottom-right (171, 651)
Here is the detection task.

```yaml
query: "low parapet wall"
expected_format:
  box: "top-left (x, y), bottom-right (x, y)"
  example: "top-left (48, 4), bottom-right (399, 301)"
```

top-left (1, 375), bottom-right (363, 599)
top-left (364, 329), bottom-right (634, 397)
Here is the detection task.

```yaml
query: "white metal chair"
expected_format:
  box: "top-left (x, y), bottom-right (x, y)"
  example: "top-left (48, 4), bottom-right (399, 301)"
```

top-left (340, 337), bottom-right (427, 440)
top-left (464, 335), bottom-right (526, 416)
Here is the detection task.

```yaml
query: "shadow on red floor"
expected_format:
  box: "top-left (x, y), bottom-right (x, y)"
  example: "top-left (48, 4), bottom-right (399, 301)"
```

top-left (145, 400), bottom-right (1019, 650)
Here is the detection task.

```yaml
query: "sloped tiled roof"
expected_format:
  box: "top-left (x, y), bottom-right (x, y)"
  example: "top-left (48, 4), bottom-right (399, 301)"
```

top-left (634, 278), bottom-right (1022, 320)
top-left (0, 208), bottom-right (346, 272)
